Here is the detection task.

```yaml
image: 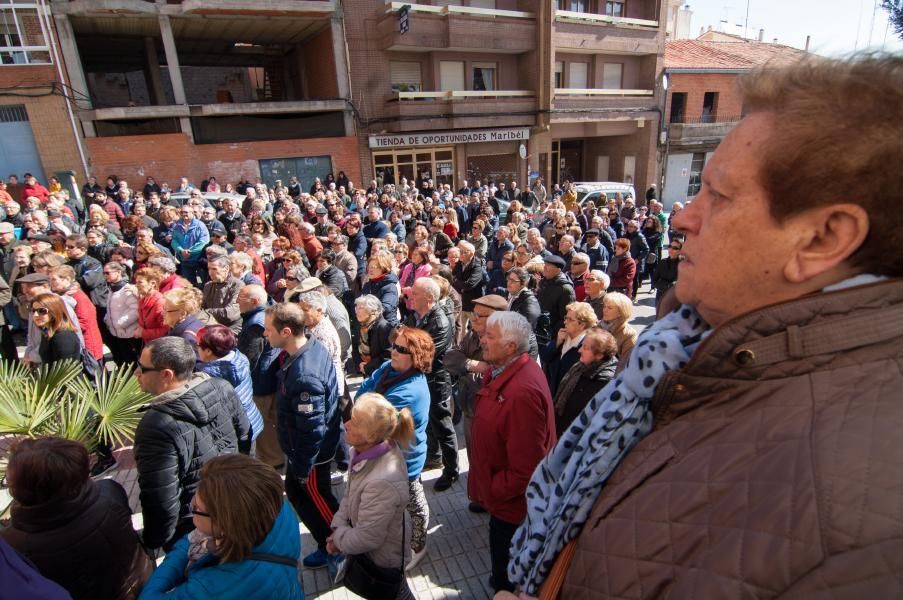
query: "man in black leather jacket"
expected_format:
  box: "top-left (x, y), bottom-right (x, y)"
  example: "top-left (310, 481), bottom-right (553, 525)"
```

top-left (405, 277), bottom-right (459, 492)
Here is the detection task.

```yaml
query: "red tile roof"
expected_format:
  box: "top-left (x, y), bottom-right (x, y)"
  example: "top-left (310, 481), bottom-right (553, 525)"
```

top-left (665, 40), bottom-right (809, 70)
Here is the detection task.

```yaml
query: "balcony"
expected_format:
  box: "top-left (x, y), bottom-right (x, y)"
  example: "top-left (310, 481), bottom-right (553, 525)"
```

top-left (379, 2), bottom-right (536, 53)
top-left (383, 90), bottom-right (537, 132)
top-left (552, 88), bottom-right (658, 122)
top-left (553, 2), bottom-right (660, 55)
top-left (57, 0), bottom-right (337, 18)
top-left (668, 116), bottom-right (741, 144)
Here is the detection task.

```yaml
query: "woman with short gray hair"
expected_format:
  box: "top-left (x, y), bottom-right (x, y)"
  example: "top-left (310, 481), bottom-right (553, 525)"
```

top-left (355, 294), bottom-right (393, 376)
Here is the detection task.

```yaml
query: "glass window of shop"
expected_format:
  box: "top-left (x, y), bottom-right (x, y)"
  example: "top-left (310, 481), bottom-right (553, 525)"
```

top-left (373, 148), bottom-right (455, 189)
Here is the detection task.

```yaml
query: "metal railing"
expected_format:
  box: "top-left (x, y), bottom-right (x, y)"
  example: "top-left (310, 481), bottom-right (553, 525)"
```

top-left (554, 88), bottom-right (654, 97)
top-left (555, 9), bottom-right (658, 27)
top-left (393, 90), bottom-right (535, 101)
top-left (385, 1), bottom-right (534, 19)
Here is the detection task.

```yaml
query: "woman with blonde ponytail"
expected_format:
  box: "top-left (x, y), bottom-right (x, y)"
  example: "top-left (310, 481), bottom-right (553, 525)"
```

top-left (327, 392), bottom-right (416, 599)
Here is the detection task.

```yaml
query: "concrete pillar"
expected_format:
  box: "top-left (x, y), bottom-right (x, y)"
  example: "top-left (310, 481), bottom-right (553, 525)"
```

top-left (143, 37), bottom-right (166, 106)
top-left (53, 14), bottom-right (96, 137)
top-left (330, 15), bottom-right (355, 136)
top-left (158, 16), bottom-right (187, 105)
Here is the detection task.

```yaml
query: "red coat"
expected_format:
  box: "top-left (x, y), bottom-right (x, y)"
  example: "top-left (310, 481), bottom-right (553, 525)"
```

top-left (21, 182), bottom-right (49, 203)
top-left (138, 292), bottom-right (168, 343)
top-left (468, 353), bottom-right (557, 524)
top-left (158, 273), bottom-right (189, 294)
top-left (70, 289), bottom-right (104, 360)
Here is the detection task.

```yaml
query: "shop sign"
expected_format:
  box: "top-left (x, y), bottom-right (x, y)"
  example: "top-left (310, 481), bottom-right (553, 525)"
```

top-left (369, 127), bottom-right (530, 149)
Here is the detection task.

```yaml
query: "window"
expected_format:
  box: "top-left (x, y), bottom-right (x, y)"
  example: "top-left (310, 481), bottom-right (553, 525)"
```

top-left (687, 152), bottom-right (705, 196)
top-left (390, 61), bottom-right (422, 93)
top-left (439, 61), bottom-right (465, 91)
top-left (605, 1), bottom-right (625, 17)
top-left (702, 91), bottom-right (719, 122)
top-left (669, 92), bottom-right (687, 123)
top-left (0, 5), bottom-right (51, 66)
top-left (469, 0), bottom-right (497, 8)
top-left (568, 62), bottom-right (588, 89)
top-left (554, 61), bottom-right (564, 88)
top-left (472, 62), bottom-right (496, 91)
top-left (601, 63), bottom-right (622, 89)
top-left (558, 0), bottom-right (587, 11)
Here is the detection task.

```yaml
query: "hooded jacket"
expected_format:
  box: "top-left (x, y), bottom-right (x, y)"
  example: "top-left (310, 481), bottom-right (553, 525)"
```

top-left (134, 373), bottom-right (251, 550)
top-left (195, 350), bottom-right (263, 441)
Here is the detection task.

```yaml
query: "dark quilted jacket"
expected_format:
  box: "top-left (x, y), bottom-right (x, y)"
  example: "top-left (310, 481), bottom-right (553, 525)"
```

top-left (563, 278), bottom-right (903, 599)
top-left (2, 479), bottom-right (153, 600)
top-left (134, 374), bottom-right (251, 550)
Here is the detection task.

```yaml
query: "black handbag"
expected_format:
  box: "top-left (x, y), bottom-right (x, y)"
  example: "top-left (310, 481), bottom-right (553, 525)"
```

top-left (343, 515), bottom-right (406, 600)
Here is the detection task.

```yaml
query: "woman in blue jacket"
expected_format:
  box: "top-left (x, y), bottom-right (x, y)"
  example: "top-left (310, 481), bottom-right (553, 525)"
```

top-left (195, 324), bottom-right (264, 443)
top-left (139, 454), bottom-right (304, 600)
top-left (356, 325), bottom-right (432, 571)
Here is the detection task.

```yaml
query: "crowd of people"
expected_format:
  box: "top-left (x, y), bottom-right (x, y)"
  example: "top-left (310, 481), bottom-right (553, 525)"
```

top-left (1, 54), bottom-right (902, 600)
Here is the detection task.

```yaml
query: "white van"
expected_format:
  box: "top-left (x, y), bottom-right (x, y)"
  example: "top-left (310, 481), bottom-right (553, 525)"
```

top-left (573, 182), bottom-right (636, 207)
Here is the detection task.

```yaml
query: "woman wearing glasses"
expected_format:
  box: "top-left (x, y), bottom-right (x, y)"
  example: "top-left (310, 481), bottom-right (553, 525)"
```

top-left (30, 293), bottom-right (82, 366)
top-left (356, 326), bottom-right (433, 571)
top-left (652, 240), bottom-right (682, 311)
top-left (140, 454), bottom-right (303, 599)
top-left (541, 301), bottom-right (599, 397)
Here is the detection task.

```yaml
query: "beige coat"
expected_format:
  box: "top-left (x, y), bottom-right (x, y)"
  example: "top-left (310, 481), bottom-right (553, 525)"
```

top-left (563, 278), bottom-right (903, 598)
top-left (331, 444), bottom-right (411, 569)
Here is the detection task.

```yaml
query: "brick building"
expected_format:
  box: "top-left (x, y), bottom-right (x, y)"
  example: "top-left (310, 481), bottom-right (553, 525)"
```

top-left (0, 1), bottom-right (86, 194)
top-left (661, 37), bottom-right (807, 208)
top-left (345, 0), bottom-right (668, 193)
top-left (47, 0), bottom-right (360, 191)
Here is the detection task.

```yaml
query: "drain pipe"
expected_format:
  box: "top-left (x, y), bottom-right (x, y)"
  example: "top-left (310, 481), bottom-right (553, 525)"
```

top-left (38, 0), bottom-right (90, 181)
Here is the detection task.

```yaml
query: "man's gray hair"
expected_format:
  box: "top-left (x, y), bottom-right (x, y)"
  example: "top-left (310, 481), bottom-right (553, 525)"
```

top-left (487, 311), bottom-right (531, 356)
top-left (300, 222), bottom-right (315, 234)
top-left (589, 270), bottom-right (610, 290)
top-left (242, 284), bottom-right (268, 304)
top-left (148, 256), bottom-right (176, 274)
top-left (299, 291), bottom-right (326, 312)
top-left (572, 252), bottom-right (589, 265)
top-left (457, 240), bottom-right (475, 254)
top-left (414, 277), bottom-right (440, 303)
top-left (355, 294), bottom-right (383, 316)
top-left (210, 255), bottom-right (231, 270)
top-left (146, 336), bottom-right (196, 381)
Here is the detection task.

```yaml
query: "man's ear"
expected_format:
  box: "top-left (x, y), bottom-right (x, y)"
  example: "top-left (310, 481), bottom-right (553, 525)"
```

top-left (784, 204), bottom-right (869, 284)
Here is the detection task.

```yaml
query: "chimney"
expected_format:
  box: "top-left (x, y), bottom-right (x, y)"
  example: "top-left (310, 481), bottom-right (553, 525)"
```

top-left (805, 35), bottom-right (811, 52)
top-left (758, 28), bottom-right (764, 42)
top-left (773, 38), bottom-right (778, 44)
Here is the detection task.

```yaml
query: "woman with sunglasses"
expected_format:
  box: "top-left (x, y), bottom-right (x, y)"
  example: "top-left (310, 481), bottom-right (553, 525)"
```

top-left (651, 240), bottom-right (682, 311)
top-left (355, 326), bottom-right (433, 571)
top-left (140, 454), bottom-right (303, 599)
top-left (30, 293), bottom-right (82, 366)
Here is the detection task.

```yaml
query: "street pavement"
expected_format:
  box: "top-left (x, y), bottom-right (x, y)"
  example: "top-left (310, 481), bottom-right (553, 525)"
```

top-left (99, 288), bottom-right (659, 600)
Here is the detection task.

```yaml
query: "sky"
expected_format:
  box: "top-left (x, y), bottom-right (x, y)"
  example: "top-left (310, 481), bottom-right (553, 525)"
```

top-left (684, 0), bottom-right (903, 56)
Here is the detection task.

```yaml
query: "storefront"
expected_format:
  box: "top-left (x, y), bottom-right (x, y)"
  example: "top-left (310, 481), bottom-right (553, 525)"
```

top-left (368, 127), bottom-right (530, 190)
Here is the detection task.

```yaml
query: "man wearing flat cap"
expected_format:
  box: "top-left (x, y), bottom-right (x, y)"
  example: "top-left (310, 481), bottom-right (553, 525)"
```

top-left (536, 254), bottom-right (575, 347)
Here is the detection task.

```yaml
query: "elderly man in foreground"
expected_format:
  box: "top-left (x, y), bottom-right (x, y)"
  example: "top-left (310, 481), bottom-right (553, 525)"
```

top-left (506, 55), bottom-right (903, 599)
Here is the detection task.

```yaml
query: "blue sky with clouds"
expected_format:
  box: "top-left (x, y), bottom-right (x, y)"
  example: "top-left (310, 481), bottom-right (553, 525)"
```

top-left (683, 0), bottom-right (903, 56)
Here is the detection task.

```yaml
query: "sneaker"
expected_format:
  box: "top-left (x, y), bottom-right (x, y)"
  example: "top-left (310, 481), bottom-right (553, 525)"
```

top-left (433, 472), bottom-right (458, 492)
top-left (326, 553), bottom-right (345, 582)
top-left (405, 545), bottom-right (427, 572)
top-left (468, 501), bottom-right (486, 513)
top-left (302, 548), bottom-right (329, 569)
top-left (90, 455), bottom-right (117, 478)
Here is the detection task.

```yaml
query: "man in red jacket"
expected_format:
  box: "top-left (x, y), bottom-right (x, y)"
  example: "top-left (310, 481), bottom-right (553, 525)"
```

top-left (20, 173), bottom-right (49, 204)
top-left (469, 311), bottom-right (556, 594)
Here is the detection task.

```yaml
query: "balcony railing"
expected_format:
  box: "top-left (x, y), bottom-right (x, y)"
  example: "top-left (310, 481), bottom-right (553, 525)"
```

top-left (555, 9), bottom-right (657, 27)
top-left (669, 114), bottom-right (742, 125)
top-left (554, 88), bottom-right (654, 97)
top-left (393, 90), bottom-right (535, 101)
top-left (385, 1), bottom-right (534, 19)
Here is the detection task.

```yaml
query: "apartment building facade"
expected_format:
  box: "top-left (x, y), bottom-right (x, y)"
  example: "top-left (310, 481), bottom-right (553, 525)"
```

top-left (0, 0), bottom-right (86, 193)
top-left (661, 38), bottom-right (807, 208)
top-left (47, 0), bottom-right (361, 190)
top-left (345, 0), bottom-right (667, 192)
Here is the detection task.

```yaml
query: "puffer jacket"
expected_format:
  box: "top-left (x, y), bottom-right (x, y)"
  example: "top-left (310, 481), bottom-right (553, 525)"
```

top-left (134, 373), bottom-right (251, 550)
top-left (276, 337), bottom-right (340, 479)
top-left (404, 303), bottom-right (453, 403)
top-left (537, 273), bottom-right (576, 340)
top-left (331, 445), bottom-right (411, 570)
top-left (104, 283), bottom-right (139, 338)
top-left (452, 257), bottom-right (486, 312)
top-left (195, 350), bottom-right (263, 441)
top-left (553, 356), bottom-right (617, 437)
top-left (139, 500), bottom-right (303, 600)
top-left (2, 479), bottom-right (154, 600)
top-left (362, 272), bottom-right (400, 327)
top-left (563, 278), bottom-right (903, 599)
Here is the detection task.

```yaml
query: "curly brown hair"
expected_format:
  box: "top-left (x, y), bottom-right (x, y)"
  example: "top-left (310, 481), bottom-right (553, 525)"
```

top-left (394, 325), bottom-right (435, 374)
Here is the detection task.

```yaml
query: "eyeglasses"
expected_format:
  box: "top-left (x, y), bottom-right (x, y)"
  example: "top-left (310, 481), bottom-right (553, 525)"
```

top-left (669, 246), bottom-right (682, 251)
top-left (31, 307), bottom-right (49, 316)
top-left (136, 362), bottom-right (161, 374)
top-left (391, 343), bottom-right (411, 355)
top-left (65, 245), bottom-right (78, 250)
top-left (189, 500), bottom-right (210, 518)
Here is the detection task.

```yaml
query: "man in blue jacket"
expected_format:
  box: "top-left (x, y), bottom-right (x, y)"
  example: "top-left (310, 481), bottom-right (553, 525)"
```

top-left (264, 302), bottom-right (342, 572)
top-left (171, 205), bottom-right (210, 287)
